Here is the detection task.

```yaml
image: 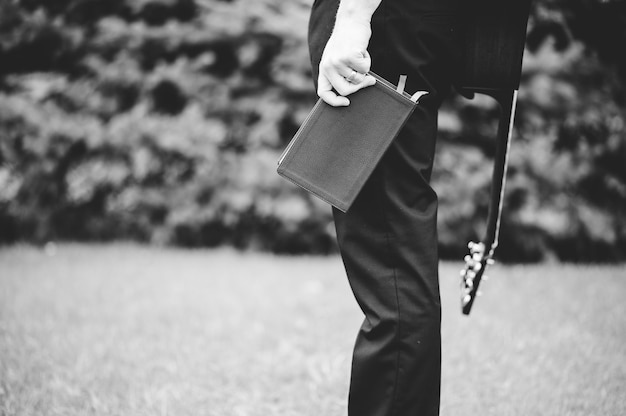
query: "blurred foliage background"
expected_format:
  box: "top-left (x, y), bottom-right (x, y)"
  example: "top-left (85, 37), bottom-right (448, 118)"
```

top-left (0, 0), bottom-right (624, 262)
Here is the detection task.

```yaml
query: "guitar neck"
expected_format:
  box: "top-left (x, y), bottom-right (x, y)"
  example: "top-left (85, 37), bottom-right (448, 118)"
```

top-left (482, 89), bottom-right (517, 252)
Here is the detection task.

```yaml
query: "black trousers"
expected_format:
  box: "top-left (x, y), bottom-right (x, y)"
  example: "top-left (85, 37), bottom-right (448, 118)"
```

top-left (308, 1), bottom-right (462, 415)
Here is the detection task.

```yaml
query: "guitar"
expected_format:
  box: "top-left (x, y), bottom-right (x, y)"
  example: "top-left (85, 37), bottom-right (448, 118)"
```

top-left (456, 0), bottom-right (531, 315)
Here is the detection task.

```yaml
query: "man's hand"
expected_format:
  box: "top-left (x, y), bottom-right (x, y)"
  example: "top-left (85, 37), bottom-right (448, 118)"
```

top-left (317, 2), bottom-right (381, 106)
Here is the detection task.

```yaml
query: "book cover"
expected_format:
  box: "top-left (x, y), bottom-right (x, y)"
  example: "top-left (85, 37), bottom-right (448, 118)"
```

top-left (277, 72), bottom-right (426, 212)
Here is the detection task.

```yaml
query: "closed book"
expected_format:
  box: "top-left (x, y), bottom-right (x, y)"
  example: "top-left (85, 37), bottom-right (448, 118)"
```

top-left (277, 72), bottom-right (426, 212)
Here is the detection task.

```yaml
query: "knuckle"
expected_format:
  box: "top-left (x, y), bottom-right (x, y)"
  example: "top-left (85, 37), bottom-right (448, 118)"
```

top-left (336, 56), bottom-right (350, 67)
top-left (331, 60), bottom-right (345, 71)
top-left (335, 84), bottom-right (353, 97)
top-left (334, 86), bottom-right (347, 96)
top-left (346, 85), bottom-right (360, 95)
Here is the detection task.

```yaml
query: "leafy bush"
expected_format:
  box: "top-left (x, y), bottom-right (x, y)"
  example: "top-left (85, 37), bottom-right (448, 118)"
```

top-left (0, 0), bottom-right (624, 261)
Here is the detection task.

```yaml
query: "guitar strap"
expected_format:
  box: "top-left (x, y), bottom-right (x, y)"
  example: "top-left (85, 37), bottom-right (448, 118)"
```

top-left (491, 90), bottom-right (518, 254)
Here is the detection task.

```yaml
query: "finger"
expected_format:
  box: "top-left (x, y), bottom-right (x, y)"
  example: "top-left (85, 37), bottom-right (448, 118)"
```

top-left (332, 70), bottom-right (377, 97)
top-left (348, 50), bottom-right (372, 75)
top-left (317, 75), bottom-right (349, 107)
top-left (328, 71), bottom-right (362, 97)
top-left (360, 74), bottom-right (377, 88)
top-left (319, 90), bottom-right (350, 107)
top-left (350, 71), bottom-right (376, 87)
top-left (342, 69), bottom-right (366, 84)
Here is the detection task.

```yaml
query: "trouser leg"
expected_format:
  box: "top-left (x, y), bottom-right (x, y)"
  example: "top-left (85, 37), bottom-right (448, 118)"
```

top-left (333, 97), bottom-right (442, 416)
top-left (308, 1), bottom-right (461, 415)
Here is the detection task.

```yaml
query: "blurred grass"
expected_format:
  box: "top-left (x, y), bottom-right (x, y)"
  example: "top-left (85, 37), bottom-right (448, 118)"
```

top-left (0, 244), bottom-right (624, 416)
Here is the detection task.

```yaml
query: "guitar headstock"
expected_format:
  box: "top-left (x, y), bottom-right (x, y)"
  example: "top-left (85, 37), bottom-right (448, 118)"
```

top-left (460, 241), bottom-right (495, 315)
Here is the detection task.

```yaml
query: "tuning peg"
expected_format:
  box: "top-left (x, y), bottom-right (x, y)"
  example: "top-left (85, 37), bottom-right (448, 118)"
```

top-left (468, 241), bottom-right (476, 250)
top-left (470, 242), bottom-right (485, 254)
top-left (464, 255), bottom-right (472, 264)
top-left (465, 279), bottom-right (473, 289)
top-left (467, 270), bottom-right (476, 279)
top-left (472, 253), bottom-right (482, 262)
top-left (460, 269), bottom-right (467, 277)
top-left (472, 262), bottom-right (482, 272)
top-left (462, 294), bottom-right (472, 305)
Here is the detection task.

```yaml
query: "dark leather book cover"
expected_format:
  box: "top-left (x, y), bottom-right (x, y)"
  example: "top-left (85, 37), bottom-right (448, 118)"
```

top-left (277, 72), bottom-right (424, 212)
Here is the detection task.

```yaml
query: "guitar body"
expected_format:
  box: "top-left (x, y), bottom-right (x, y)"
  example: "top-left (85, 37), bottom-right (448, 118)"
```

top-left (457, 0), bottom-right (532, 93)
top-left (456, 0), bottom-right (532, 315)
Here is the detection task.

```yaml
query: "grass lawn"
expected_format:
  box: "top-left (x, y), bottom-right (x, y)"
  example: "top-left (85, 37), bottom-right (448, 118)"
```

top-left (0, 244), bottom-right (624, 416)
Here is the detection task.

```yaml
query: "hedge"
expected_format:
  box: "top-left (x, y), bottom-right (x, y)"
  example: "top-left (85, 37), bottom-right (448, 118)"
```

top-left (1, 0), bottom-right (625, 261)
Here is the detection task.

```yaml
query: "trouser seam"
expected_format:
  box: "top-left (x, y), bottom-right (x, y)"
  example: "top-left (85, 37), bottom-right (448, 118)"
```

top-left (379, 3), bottom-right (402, 412)
top-left (378, 154), bottom-right (403, 416)
top-left (380, 4), bottom-right (402, 414)
top-left (378, 207), bottom-right (402, 416)
top-left (390, 255), bottom-right (402, 416)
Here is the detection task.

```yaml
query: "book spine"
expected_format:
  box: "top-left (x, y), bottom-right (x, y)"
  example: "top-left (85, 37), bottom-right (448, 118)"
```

top-left (369, 72), bottom-right (416, 103)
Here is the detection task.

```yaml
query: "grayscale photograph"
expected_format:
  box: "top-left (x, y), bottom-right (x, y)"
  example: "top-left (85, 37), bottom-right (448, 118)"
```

top-left (0, 1), bottom-right (625, 415)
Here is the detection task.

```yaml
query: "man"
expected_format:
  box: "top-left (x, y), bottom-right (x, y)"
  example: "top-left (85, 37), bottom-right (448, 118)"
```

top-left (308, 0), bottom-right (463, 415)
